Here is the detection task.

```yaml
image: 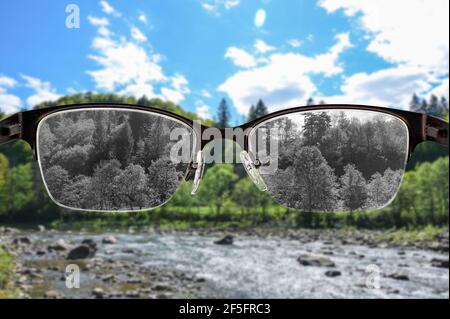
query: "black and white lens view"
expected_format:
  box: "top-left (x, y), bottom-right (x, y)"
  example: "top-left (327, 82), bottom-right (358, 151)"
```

top-left (37, 109), bottom-right (194, 211)
top-left (250, 110), bottom-right (409, 212)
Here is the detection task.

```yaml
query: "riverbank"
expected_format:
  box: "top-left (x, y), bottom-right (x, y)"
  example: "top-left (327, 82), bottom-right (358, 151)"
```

top-left (1, 226), bottom-right (448, 299)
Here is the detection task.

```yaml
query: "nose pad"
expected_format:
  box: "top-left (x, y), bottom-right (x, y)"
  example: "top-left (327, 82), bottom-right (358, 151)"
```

top-left (240, 151), bottom-right (268, 192)
top-left (191, 150), bottom-right (205, 195)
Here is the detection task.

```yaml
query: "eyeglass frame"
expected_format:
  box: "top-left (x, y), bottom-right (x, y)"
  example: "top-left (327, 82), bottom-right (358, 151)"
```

top-left (1, 103), bottom-right (448, 182)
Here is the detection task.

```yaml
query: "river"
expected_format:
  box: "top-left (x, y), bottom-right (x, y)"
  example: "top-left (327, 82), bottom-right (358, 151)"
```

top-left (12, 230), bottom-right (449, 299)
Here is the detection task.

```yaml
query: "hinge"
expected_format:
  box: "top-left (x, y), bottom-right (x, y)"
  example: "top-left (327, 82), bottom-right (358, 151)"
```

top-left (426, 125), bottom-right (448, 140)
top-left (0, 123), bottom-right (21, 137)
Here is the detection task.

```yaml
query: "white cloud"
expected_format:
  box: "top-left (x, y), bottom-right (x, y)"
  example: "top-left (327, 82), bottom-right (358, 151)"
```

top-left (322, 66), bottom-right (437, 108)
top-left (161, 88), bottom-right (185, 104)
top-left (88, 16), bottom-right (112, 37)
top-left (0, 75), bottom-right (21, 114)
top-left (87, 16), bottom-right (109, 27)
top-left (319, 0), bottom-right (449, 73)
top-left (131, 26), bottom-right (147, 42)
top-left (170, 74), bottom-right (190, 94)
top-left (0, 75), bottom-right (17, 89)
top-left (225, 47), bottom-right (257, 68)
top-left (88, 40), bottom-right (166, 92)
top-left (430, 78), bottom-right (449, 100)
top-left (21, 74), bottom-right (60, 107)
top-left (161, 74), bottom-right (191, 104)
top-left (88, 18), bottom-right (190, 104)
top-left (200, 89), bottom-right (212, 98)
top-left (287, 39), bottom-right (302, 48)
top-left (254, 39), bottom-right (275, 53)
top-left (195, 100), bottom-right (212, 119)
top-left (219, 33), bottom-right (352, 114)
top-left (254, 9), bottom-right (266, 28)
top-left (138, 14), bottom-right (148, 24)
top-left (100, 0), bottom-right (121, 17)
top-left (201, 0), bottom-right (240, 14)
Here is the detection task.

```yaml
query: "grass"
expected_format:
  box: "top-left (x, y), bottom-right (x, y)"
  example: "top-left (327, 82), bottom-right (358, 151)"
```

top-left (376, 225), bottom-right (446, 244)
top-left (0, 245), bottom-right (16, 298)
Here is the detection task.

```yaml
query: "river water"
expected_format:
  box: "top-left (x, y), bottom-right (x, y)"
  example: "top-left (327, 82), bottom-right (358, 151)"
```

top-left (19, 231), bottom-right (449, 299)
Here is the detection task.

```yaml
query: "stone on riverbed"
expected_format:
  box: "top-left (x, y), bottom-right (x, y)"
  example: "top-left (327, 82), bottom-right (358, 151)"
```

top-left (102, 236), bottom-right (117, 244)
top-left (48, 239), bottom-right (71, 252)
top-left (13, 236), bottom-right (31, 245)
top-left (386, 273), bottom-right (409, 281)
top-left (67, 244), bottom-right (96, 260)
top-left (297, 254), bottom-right (336, 268)
top-left (325, 270), bottom-right (342, 277)
top-left (214, 235), bottom-right (234, 245)
top-left (92, 287), bottom-right (105, 299)
top-left (82, 238), bottom-right (97, 249)
top-left (431, 258), bottom-right (449, 269)
top-left (44, 290), bottom-right (64, 299)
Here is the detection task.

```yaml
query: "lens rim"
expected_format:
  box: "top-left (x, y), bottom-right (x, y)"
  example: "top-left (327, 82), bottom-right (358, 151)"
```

top-left (36, 107), bottom-right (198, 213)
top-left (247, 108), bottom-right (411, 212)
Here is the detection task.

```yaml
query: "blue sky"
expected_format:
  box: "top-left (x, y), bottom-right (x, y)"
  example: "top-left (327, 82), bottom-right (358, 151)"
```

top-left (0, 0), bottom-right (448, 124)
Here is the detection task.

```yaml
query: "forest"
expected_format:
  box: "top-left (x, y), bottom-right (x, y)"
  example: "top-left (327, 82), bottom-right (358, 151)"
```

top-left (254, 110), bottom-right (407, 212)
top-left (0, 92), bottom-right (448, 229)
top-left (38, 109), bottom-right (193, 211)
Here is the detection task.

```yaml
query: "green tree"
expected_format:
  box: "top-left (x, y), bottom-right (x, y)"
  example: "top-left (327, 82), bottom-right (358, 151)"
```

top-left (217, 98), bottom-right (230, 128)
top-left (0, 154), bottom-right (8, 215)
top-left (7, 163), bottom-right (35, 214)
top-left (232, 178), bottom-right (261, 216)
top-left (248, 99), bottom-right (268, 121)
top-left (409, 93), bottom-right (421, 112)
top-left (199, 164), bottom-right (238, 221)
top-left (247, 104), bottom-right (256, 122)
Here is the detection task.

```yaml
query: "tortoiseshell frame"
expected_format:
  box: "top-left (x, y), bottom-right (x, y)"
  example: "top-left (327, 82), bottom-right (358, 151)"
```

top-left (0, 103), bottom-right (448, 180)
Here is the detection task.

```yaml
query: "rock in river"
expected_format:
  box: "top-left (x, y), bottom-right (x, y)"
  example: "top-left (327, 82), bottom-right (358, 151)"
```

top-left (44, 290), bottom-right (65, 299)
top-left (386, 273), bottom-right (409, 281)
top-left (297, 254), bottom-right (336, 268)
top-left (67, 244), bottom-right (96, 260)
top-left (48, 239), bottom-right (71, 252)
top-left (214, 235), bottom-right (234, 245)
top-left (102, 235), bottom-right (117, 244)
top-left (325, 270), bottom-right (342, 277)
top-left (431, 258), bottom-right (449, 269)
top-left (92, 287), bottom-right (105, 299)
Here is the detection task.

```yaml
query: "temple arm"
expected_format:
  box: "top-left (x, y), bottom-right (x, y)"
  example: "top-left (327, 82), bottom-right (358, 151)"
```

top-left (424, 114), bottom-right (449, 147)
top-left (0, 113), bottom-right (21, 145)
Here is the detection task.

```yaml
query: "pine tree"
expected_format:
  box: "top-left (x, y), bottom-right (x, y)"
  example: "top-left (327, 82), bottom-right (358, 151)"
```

top-left (428, 94), bottom-right (440, 116)
top-left (409, 93), bottom-right (421, 112)
top-left (247, 104), bottom-right (256, 122)
top-left (137, 95), bottom-right (150, 106)
top-left (254, 99), bottom-right (268, 119)
top-left (217, 98), bottom-right (230, 128)
top-left (306, 97), bottom-right (315, 106)
top-left (248, 100), bottom-right (269, 121)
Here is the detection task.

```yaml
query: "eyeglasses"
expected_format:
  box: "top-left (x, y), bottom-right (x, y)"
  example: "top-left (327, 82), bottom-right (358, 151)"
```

top-left (0, 103), bottom-right (448, 212)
